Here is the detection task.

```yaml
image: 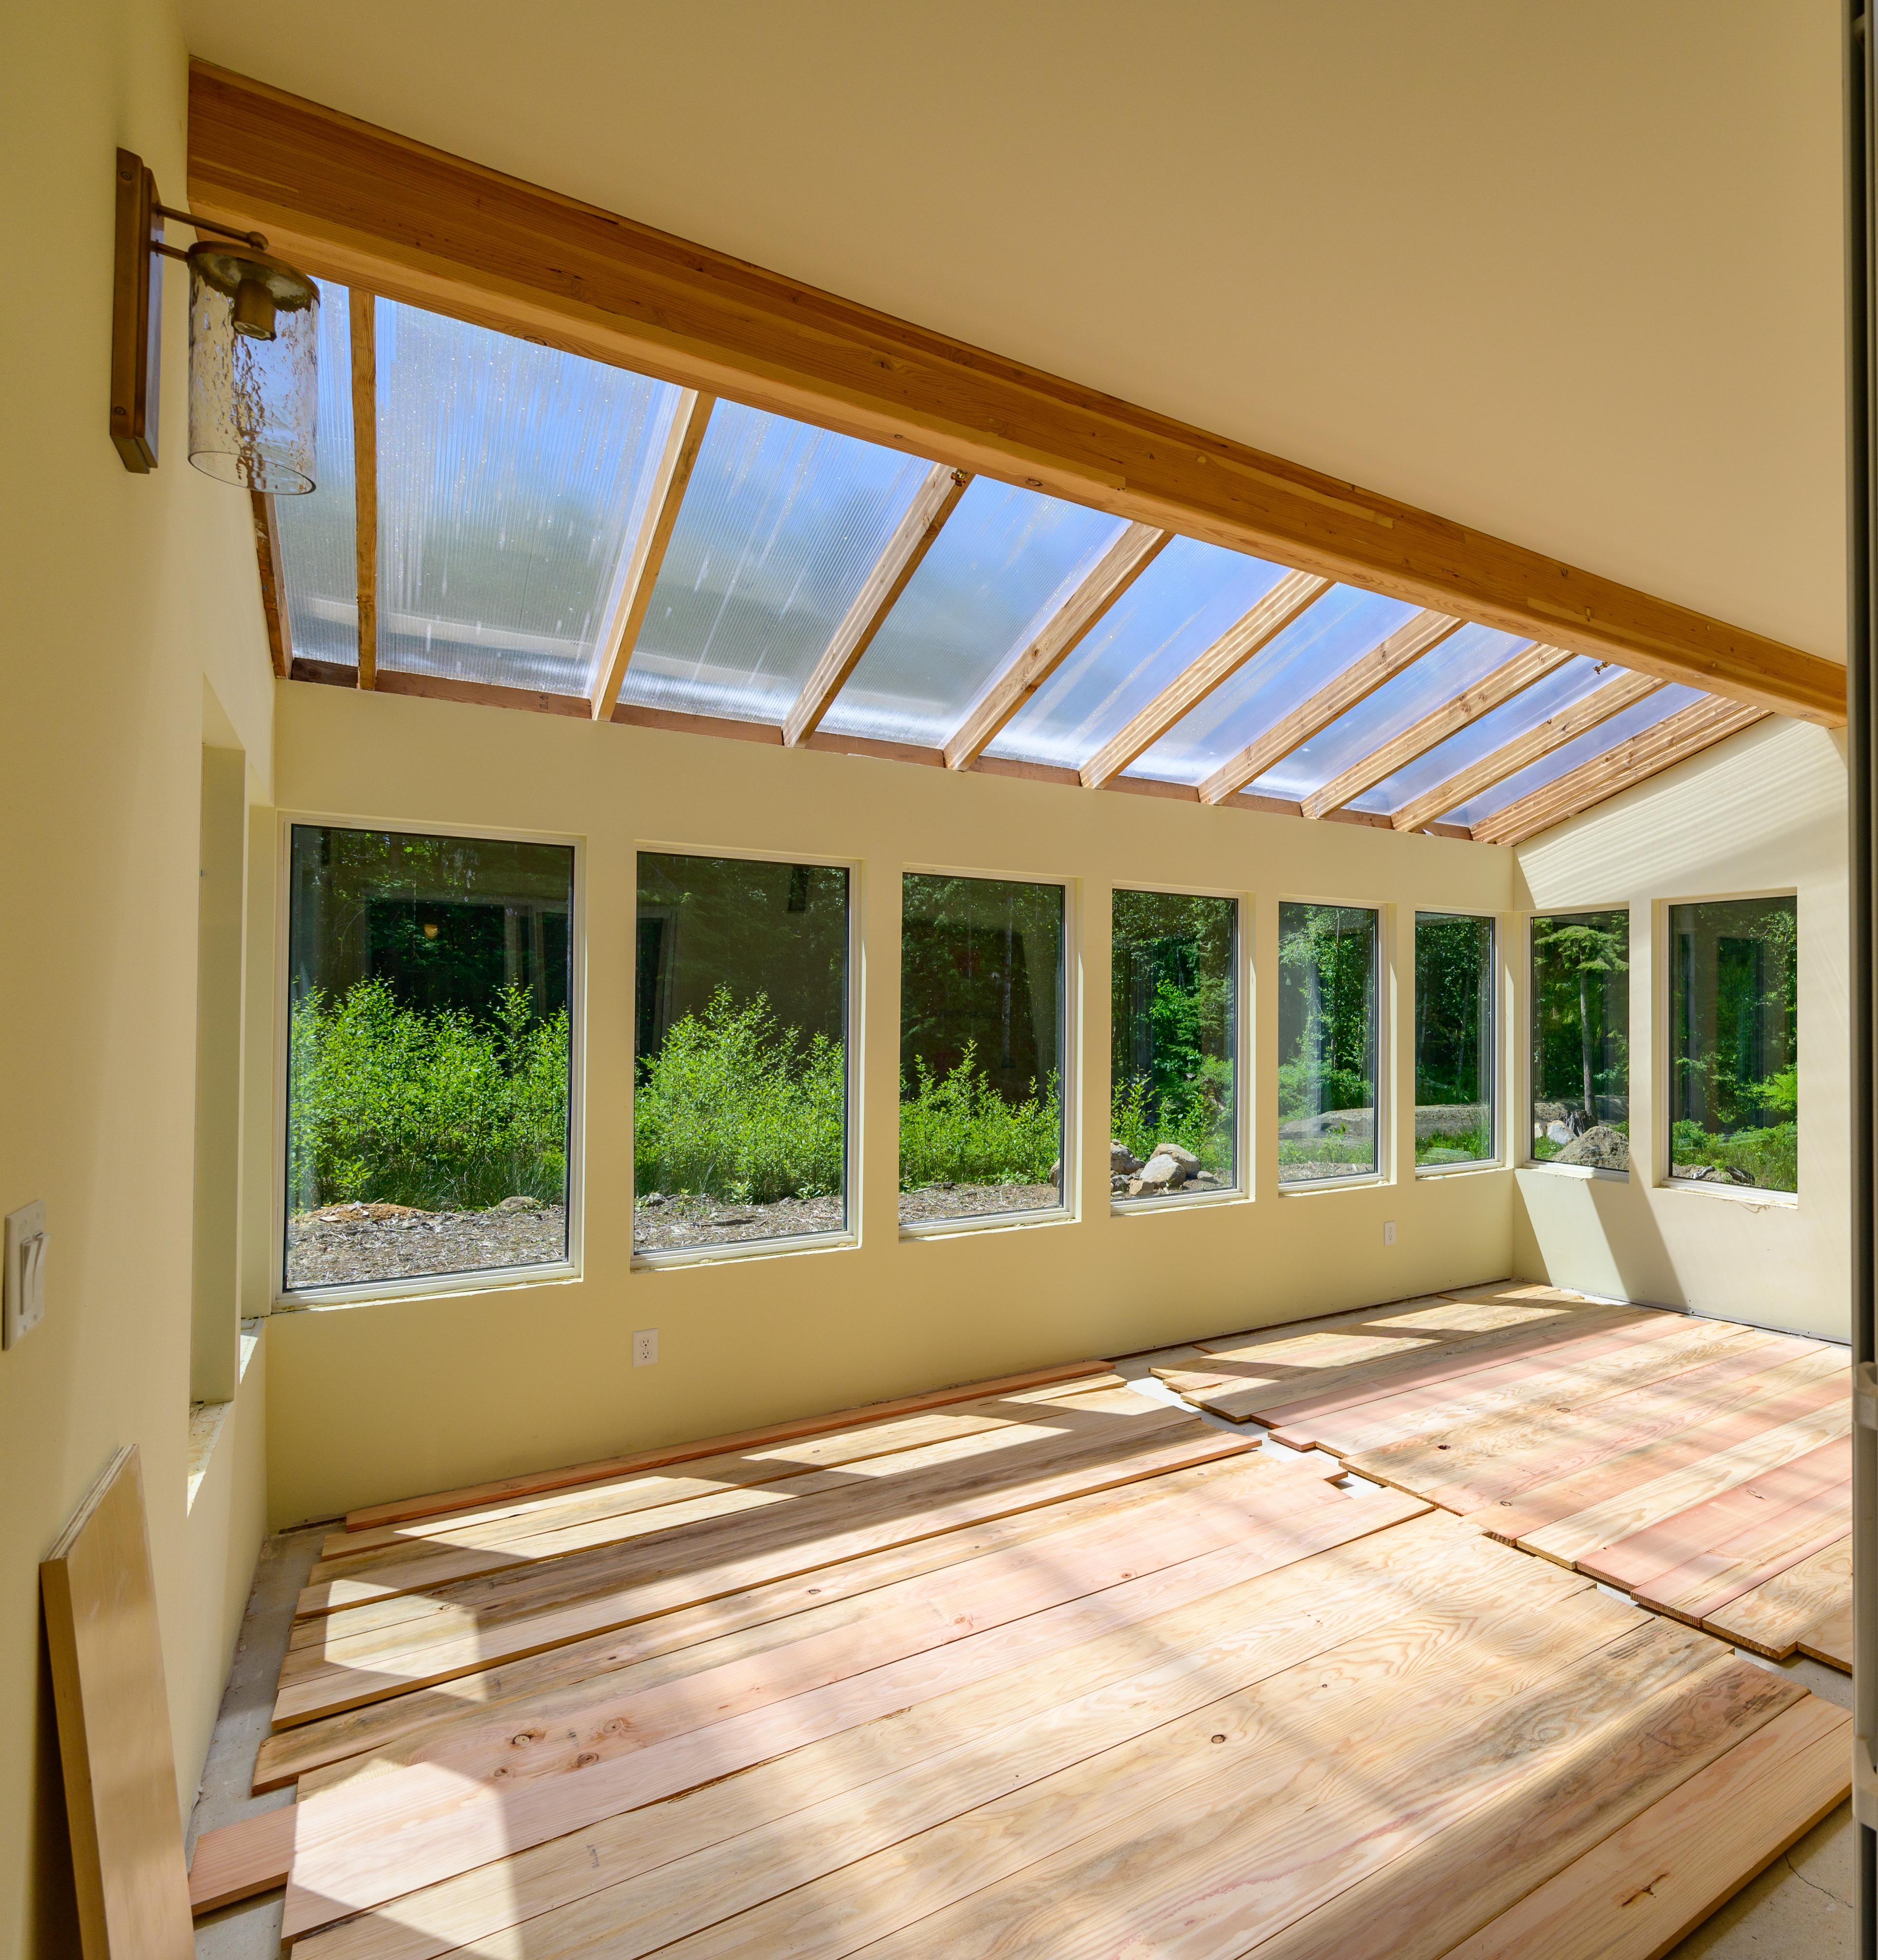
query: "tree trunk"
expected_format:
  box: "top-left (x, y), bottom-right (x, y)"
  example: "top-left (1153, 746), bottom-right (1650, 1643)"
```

top-left (1578, 968), bottom-right (1595, 1122)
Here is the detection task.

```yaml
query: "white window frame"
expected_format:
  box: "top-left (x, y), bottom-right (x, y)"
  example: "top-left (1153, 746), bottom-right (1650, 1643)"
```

top-left (1522, 902), bottom-right (1632, 1182)
top-left (1411, 905), bottom-right (1504, 1180)
top-left (1274, 892), bottom-right (1389, 1195)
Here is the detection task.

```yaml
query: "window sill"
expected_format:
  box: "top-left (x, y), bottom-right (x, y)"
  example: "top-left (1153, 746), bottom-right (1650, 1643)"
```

top-left (634, 1231), bottom-right (855, 1270)
top-left (1414, 1159), bottom-right (1505, 1180)
top-left (1111, 1187), bottom-right (1246, 1216)
top-left (900, 1206), bottom-right (1071, 1242)
top-left (274, 1259), bottom-right (579, 1312)
top-left (186, 1319), bottom-right (261, 1514)
top-left (1519, 1161), bottom-right (1630, 1184)
top-left (1277, 1172), bottom-right (1386, 1195)
top-left (1660, 1177), bottom-right (1799, 1211)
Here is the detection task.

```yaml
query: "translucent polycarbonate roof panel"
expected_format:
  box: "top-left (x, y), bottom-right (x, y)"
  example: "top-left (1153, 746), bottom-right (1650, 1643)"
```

top-left (618, 401), bottom-right (936, 724)
top-left (1442, 684), bottom-right (1700, 828)
top-left (982, 537), bottom-right (1291, 770)
top-left (1245, 623), bottom-right (1534, 803)
top-left (818, 479), bottom-right (1129, 748)
top-left (271, 277), bottom-right (357, 666)
top-left (1126, 585), bottom-right (1420, 787)
top-left (1347, 655), bottom-right (1614, 815)
top-left (375, 301), bottom-right (683, 695)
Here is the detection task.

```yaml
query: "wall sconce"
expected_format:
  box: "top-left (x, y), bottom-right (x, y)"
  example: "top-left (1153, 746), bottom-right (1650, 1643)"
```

top-left (111, 149), bottom-right (320, 492)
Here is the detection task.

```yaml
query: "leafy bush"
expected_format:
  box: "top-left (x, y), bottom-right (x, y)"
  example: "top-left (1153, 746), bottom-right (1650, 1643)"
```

top-left (635, 989), bottom-right (844, 1204)
top-left (1416, 1126), bottom-right (1490, 1166)
top-left (1276, 1057), bottom-right (1372, 1120)
top-left (289, 979), bottom-right (569, 1212)
top-left (1110, 1072), bottom-right (1232, 1171)
top-left (899, 1044), bottom-right (1060, 1189)
top-left (1671, 1118), bottom-right (1797, 1193)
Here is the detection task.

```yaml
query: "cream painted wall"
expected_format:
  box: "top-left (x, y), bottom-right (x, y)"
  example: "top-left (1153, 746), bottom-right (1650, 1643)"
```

top-left (179, 0), bottom-right (1844, 664)
top-left (0, 2), bottom-right (277, 1953)
top-left (1512, 718), bottom-right (1848, 1339)
top-left (264, 682), bottom-right (1518, 1527)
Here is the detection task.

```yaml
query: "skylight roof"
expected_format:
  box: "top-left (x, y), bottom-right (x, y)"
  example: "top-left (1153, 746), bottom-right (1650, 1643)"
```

top-left (264, 286), bottom-right (1770, 845)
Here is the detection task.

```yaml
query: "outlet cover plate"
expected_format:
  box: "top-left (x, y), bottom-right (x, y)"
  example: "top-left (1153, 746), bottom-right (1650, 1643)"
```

top-left (632, 1327), bottom-right (658, 1367)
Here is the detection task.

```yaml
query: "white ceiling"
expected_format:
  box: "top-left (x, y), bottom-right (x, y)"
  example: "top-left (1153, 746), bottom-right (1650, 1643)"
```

top-left (180, 0), bottom-right (1845, 661)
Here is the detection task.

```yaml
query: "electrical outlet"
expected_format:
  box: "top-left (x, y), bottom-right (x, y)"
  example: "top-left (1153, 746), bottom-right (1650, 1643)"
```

top-left (4, 1201), bottom-right (47, 1348)
top-left (632, 1327), bottom-right (659, 1367)
top-left (1383, 1220), bottom-right (1396, 1247)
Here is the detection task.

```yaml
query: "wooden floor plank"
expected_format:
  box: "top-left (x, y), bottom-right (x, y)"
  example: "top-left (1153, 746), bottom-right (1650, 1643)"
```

top-left (274, 1488), bottom-right (1446, 1938)
top-left (1437, 1697), bottom-right (1851, 1960)
top-left (340, 1359), bottom-right (1111, 1532)
top-left (258, 1451), bottom-right (1290, 1791)
top-left (1349, 1336), bottom-right (1821, 1512)
top-left (1703, 1537), bottom-right (1854, 1659)
top-left (1798, 1601), bottom-right (1854, 1669)
top-left (285, 1513), bottom-right (1535, 1960)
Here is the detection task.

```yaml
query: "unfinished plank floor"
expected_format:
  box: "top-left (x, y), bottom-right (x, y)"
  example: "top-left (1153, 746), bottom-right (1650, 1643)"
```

top-left (189, 1350), bottom-right (1849, 1959)
top-left (1143, 1280), bottom-right (1854, 1669)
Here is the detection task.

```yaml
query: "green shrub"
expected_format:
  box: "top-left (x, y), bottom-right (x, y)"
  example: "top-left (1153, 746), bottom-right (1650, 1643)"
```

top-left (288, 978), bottom-right (569, 1212)
top-left (635, 989), bottom-right (844, 1204)
top-left (1415, 1126), bottom-right (1490, 1165)
top-left (1110, 1071), bottom-right (1232, 1172)
top-left (899, 1045), bottom-right (1060, 1189)
top-left (1276, 1056), bottom-right (1371, 1120)
top-left (1671, 1118), bottom-right (1797, 1192)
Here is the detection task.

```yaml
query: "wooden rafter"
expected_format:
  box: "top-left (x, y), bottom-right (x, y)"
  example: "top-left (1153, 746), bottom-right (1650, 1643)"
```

top-left (1078, 570), bottom-right (1329, 789)
top-left (348, 289), bottom-right (377, 689)
top-left (1470, 697), bottom-right (1770, 846)
top-left (1389, 670), bottom-right (1664, 833)
top-left (1195, 608), bottom-right (1461, 806)
top-left (783, 463), bottom-right (969, 746)
top-left (249, 490), bottom-right (291, 678)
top-left (588, 390), bottom-right (716, 719)
top-left (944, 523), bottom-right (1167, 771)
top-left (1299, 641), bottom-right (1576, 819)
top-left (186, 64), bottom-right (1845, 728)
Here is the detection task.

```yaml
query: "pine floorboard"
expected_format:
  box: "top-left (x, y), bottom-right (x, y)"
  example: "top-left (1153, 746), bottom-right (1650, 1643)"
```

top-left (188, 1284), bottom-right (1848, 1958)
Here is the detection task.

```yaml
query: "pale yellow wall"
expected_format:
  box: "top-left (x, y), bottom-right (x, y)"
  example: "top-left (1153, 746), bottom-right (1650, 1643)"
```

top-left (1512, 718), bottom-right (1847, 1339)
top-left (265, 682), bottom-right (1517, 1526)
top-left (0, 2), bottom-right (276, 1953)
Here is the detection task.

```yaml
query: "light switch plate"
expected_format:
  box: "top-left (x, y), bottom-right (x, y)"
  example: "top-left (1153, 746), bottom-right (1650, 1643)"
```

top-left (4, 1200), bottom-right (47, 1348)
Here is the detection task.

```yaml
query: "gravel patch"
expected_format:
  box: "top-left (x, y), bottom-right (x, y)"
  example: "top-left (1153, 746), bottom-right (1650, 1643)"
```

top-left (634, 1194), bottom-right (846, 1254)
top-left (285, 1201), bottom-right (567, 1290)
top-left (1277, 1159), bottom-right (1378, 1184)
top-left (899, 1182), bottom-right (1060, 1225)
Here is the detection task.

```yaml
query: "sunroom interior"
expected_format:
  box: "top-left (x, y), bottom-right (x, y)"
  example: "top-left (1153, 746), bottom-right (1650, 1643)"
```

top-left (3, 8), bottom-right (1864, 1960)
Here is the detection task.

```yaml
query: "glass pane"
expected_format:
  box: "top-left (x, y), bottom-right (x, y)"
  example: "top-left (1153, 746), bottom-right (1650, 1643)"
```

top-left (620, 404), bottom-right (935, 724)
top-left (901, 874), bottom-right (1065, 1223)
top-left (285, 826), bottom-right (574, 1292)
top-left (1111, 891), bottom-right (1238, 1199)
top-left (1357, 657), bottom-right (1610, 817)
top-left (1444, 686), bottom-right (1701, 829)
top-left (1261, 624), bottom-right (1532, 806)
top-left (272, 276), bottom-right (357, 667)
top-left (1278, 903), bottom-right (1379, 1183)
top-left (1415, 913), bottom-right (1495, 1167)
top-left (377, 301), bottom-right (682, 695)
top-left (1130, 587), bottom-right (1419, 787)
top-left (820, 480), bottom-right (1127, 747)
top-left (1530, 909), bottom-right (1630, 1169)
top-left (985, 539), bottom-right (1290, 770)
top-left (634, 854), bottom-right (850, 1253)
top-left (1669, 896), bottom-right (1797, 1192)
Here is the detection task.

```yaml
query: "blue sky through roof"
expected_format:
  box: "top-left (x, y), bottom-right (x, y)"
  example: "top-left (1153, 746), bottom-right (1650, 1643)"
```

top-left (820, 479), bottom-right (1127, 748)
top-left (619, 401), bottom-right (935, 723)
top-left (1126, 585), bottom-right (1419, 786)
top-left (271, 277), bottom-right (358, 666)
top-left (375, 301), bottom-right (682, 695)
top-left (984, 537), bottom-right (1290, 771)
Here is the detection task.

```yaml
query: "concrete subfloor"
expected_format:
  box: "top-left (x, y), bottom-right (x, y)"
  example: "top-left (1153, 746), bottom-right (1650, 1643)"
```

top-left (187, 1398), bottom-right (1857, 1960)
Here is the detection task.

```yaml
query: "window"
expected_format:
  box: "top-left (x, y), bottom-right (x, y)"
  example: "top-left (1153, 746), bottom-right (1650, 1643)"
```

top-left (1668, 895), bottom-right (1797, 1193)
top-left (1529, 908), bottom-right (1629, 1170)
top-left (634, 854), bottom-right (850, 1254)
top-left (285, 826), bottom-right (574, 1293)
top-left (1415, 912), bottom-right (1495, 1168)
top-left (901, 874), bottom-right (1065, 1224)
top-left (1111, 891), bottom-right (1238, 1199)
top-left (1277, 903), bottom-right (1379, 1183)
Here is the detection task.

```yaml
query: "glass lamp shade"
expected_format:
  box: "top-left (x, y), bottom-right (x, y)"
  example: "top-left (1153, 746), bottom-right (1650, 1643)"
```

top-left (187, 245), bottom-right (319, 493)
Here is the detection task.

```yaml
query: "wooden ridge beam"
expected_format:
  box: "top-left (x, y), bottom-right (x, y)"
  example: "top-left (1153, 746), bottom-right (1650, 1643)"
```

top-left (1196, 607), bottom-right (1460, 806)
top-left (588, 389), bottom-right (715, 718)
top-left (1300, 641), bottom-right (1574, 818)
top-left (1389, 670), bottom-right (1663, 834)
top-left (943, 522), bottom-right (1167, 770)
top-left (186, 63), bottom-right (1845, 728)
top-left (784, 463), bottom-right (969, 745)
top-left (1470, 696), bottom-right (1769, 846)
top-left (1079, 569), bottom-right (1328, 789)
top-left (348, 289), bottom-right (377, 688)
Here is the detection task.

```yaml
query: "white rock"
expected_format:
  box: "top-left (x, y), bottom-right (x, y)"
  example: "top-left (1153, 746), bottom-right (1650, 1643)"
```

top-left (1150, 1141), bottom-right (1202, 1172)
top-left (1136, 1153), bottom-right (1186, 1190)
